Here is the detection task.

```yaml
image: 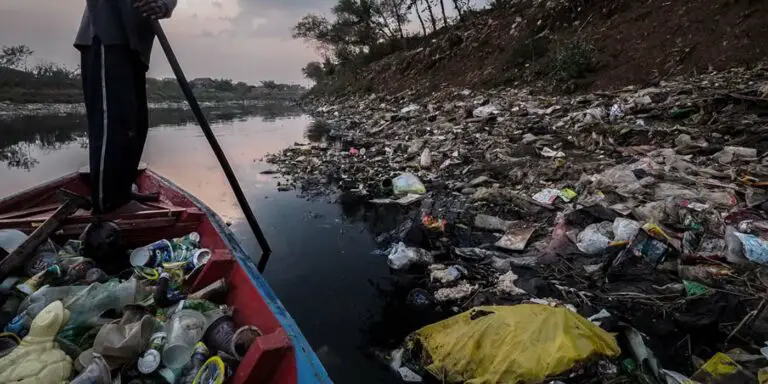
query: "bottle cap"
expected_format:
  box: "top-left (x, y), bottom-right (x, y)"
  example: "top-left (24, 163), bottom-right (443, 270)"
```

top-left (138, 349), bottom-right (162, 374)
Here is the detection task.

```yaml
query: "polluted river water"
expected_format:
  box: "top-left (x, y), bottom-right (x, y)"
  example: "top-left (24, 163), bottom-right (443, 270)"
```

top-left (0, 107), bottom-right (405, 384)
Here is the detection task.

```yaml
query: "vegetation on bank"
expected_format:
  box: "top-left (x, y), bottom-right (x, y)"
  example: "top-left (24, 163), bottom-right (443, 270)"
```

top-left (294, 0), bottom-right (475, 88)
top-left (0, 45), bottom-right (306, 104)
top-left (293, 0), bottom-right (599, 93)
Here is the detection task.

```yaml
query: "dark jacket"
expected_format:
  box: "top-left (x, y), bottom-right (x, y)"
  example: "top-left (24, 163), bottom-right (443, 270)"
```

top-left (74, 0), bottom-right (177, 67)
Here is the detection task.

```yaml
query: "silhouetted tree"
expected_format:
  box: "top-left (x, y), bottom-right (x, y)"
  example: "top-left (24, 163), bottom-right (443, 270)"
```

top-left (410, 0), bottom-right (428, 36)
top-left (423, 0), bottom-right (437, 32)
top-left (438, 0), bottom-right (448, 27)
top-left (302, 61), bottom-right (325, 82)
top-left (0, 45), bottom-right (34, 70)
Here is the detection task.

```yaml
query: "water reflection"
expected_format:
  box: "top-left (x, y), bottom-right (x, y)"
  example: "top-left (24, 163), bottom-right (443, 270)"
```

top-left (0, 103), bottom-right (302, 170)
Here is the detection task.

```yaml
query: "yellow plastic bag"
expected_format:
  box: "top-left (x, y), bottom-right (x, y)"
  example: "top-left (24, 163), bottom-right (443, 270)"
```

top-left (691, 352), bottom-right (755, 384)
top-left (406, 305), bottom-right (620, 384)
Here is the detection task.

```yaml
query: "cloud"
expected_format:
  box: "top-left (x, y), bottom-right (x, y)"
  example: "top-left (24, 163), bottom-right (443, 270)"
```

top-left (0, 0), bottom-right (333, 83)
top-left (217, 0), bottom-right (337, 39)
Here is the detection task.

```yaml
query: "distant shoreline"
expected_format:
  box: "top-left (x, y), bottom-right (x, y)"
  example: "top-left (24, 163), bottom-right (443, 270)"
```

top-left (0, 87), bottom-right (304, 104)
top-left (0, 65), bottom-right (306, 107)
top-left (0, 98), bottom-right (300, 118)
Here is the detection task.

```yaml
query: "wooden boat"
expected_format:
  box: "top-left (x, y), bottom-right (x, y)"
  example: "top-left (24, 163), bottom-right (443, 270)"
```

top-left (0, 167), bottom-right (331, 384)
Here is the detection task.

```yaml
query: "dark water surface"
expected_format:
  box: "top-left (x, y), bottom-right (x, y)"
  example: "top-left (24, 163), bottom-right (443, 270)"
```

top-left (0, 107), bottom-right (404, 384)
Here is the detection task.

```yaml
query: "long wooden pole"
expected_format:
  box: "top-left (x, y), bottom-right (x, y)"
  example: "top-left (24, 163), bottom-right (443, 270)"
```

top-left (151, 21), bottom-right (273, 265)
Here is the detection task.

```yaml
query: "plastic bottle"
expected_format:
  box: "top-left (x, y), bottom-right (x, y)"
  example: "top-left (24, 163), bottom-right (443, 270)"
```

top-left (155, 272), bottom-right (184, 308)
top-left (4, 312), bottom-right (31, 338)
top-left (17, 285), bottom-right (87, 319)
top-left (138, 332), bottom-right (167, 374)
top-left (172, 233), bottom-right (201, 262)
top-left (180, 342), bottom-right (209, 384)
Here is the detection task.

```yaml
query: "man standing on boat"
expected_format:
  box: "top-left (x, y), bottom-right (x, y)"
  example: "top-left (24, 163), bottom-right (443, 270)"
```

top-left (74, 0), bottom-right (177, 214)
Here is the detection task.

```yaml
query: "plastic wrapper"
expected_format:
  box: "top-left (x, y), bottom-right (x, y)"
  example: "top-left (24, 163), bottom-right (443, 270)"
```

top-left (733, 232), bottom-right (768, 265)
top-left (595, 165), bottom-right (643, 196)
top-left (429, 265), bottom-right (463, 284)
top-left (473, 214), bottom-right (514, 232)
top-left (472, 104), bottom-right (500, 118)
top-left (496, 271), bottom-right (526, 295)
top-left (434, 282), bottom-right (476, 302)
top-left (725, 226), bottom-right (751, 265)
top-left (691, 353), bottom-right (755, 383)
top-left (532, 189), bottom-right (561, 204)
top-left (387, 242), bottom-right (433, 270)
top-left (392, 173), bottom-right (426, 195)
top-left (576, 222), bottom-right (613, 255)
top-left (613, 218), bottom-right (641, 242)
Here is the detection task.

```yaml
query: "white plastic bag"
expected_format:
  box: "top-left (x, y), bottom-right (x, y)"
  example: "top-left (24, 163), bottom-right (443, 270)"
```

top-left (576, 222), bottom-right (613, 255)
top-left (613, 218), bottom-right (641, 242)
top-left (473, 104), bottom-right (500, 118)
top-left (387, 242), bottom-right (433, 270)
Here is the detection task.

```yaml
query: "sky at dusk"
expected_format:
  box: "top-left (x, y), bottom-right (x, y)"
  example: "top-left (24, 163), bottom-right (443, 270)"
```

top-left (0, 0), bottom-right (338, 84)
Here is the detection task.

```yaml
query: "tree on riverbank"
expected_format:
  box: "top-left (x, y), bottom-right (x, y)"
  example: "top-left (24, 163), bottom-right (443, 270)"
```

top-left (294, 0), bottom-right (476, 86)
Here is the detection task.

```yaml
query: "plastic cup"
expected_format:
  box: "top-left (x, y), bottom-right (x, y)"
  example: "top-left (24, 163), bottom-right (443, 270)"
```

top-left (163, 309), bottom-right (206, 369)
top-left (0, 333), bottom-right (20, 358)
top-left (231, 325), bottom-right (262, 360)
top-left (70, 355), bottom-right (111, 384)
top-left (130, 240), bottom-right (173, 267)
top-left (192, 249), bottom-right (212, 267)
top-left (203, 313), bottom-right (235, 356)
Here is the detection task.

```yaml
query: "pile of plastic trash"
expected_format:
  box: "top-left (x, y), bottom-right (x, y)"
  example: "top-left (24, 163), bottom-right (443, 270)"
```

top-left (0, 224), bottom-right (255, 383)
top-left (267, 65), bottom-right (768, 382)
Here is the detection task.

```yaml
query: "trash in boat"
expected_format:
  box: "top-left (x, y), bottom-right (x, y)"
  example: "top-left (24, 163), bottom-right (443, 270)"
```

top-left (0, 222), bottom-right (253, 382)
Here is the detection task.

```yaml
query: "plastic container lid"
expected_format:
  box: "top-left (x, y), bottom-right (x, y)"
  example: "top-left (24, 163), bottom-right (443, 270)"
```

top-left (130, 247), bottom-right (152, 267)
top-left (193, 356), bottom-right (226, 384)
top-left (188, 232), bottom-right (201, 243)
top-left (138, 349), bottom-right (161, 374)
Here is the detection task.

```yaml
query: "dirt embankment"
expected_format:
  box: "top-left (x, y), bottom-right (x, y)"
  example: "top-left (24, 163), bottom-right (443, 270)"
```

top-left (327, 0), bottom-right (768, 95)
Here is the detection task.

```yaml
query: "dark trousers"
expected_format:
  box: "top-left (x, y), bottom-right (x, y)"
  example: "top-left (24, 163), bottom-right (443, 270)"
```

top-left (81, 37), bottom-right (149, 214)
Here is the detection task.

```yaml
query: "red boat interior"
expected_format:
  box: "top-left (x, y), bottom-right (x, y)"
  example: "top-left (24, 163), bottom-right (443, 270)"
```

top-left (0, 170), bottom-right (297, 383)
